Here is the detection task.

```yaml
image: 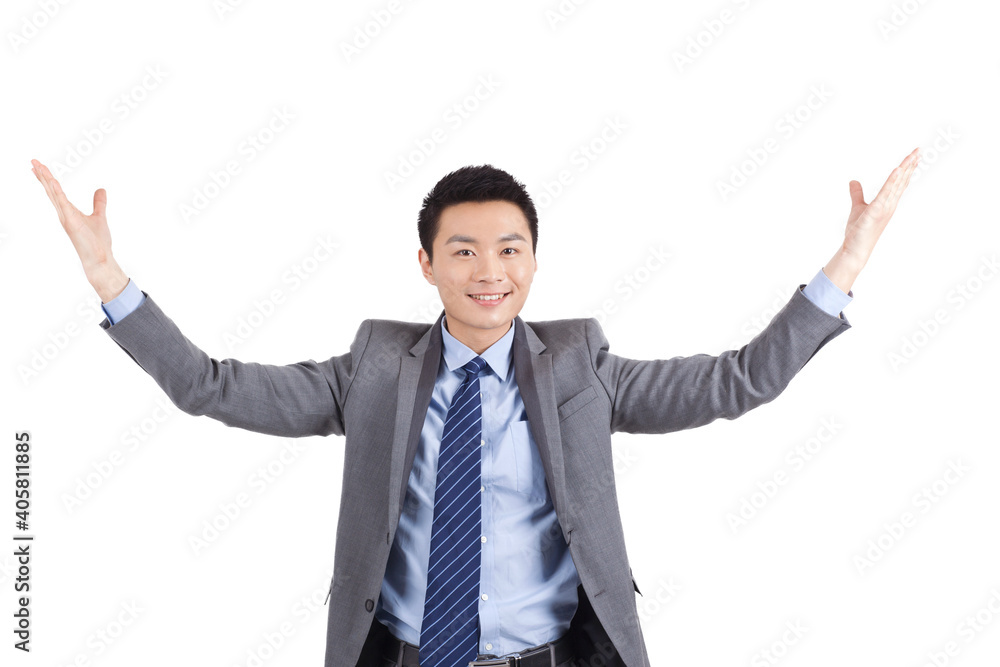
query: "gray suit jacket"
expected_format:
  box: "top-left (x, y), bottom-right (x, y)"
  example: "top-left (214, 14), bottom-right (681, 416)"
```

top-left (99, 285), bottom-right (850, 666)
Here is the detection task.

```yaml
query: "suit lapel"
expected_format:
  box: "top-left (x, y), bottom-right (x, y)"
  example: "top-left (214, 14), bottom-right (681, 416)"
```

top-left (513, 315), bottom-right (572, 531)
top-left (389, 311), bottom-right (443, 529)
top-left (388, 311), bottom-right (572, 538)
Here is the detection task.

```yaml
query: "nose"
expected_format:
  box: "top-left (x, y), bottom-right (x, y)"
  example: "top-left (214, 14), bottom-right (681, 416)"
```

top-left (473, 252), bottom-right (505, 282)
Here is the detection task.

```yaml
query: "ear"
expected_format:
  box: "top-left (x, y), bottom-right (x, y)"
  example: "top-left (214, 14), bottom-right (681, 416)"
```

top-left (418, 247), bottom-right (436, 286)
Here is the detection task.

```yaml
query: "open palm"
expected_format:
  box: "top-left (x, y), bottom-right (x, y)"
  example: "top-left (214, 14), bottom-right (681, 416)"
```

top-left (32, 159), bottom-right (115, 274)
top-left (841, 147), bottom-right (920, 266)
top-left (32, 158), bottom-right (130, 302)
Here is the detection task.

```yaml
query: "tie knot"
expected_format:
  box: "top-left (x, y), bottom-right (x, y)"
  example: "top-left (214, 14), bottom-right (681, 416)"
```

top-left (462, 356), bottom-right (487, 379)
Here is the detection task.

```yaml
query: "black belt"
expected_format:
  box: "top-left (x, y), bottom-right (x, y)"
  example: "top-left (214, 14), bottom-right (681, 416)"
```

top-left (382, 628), bottom-right (573, 667)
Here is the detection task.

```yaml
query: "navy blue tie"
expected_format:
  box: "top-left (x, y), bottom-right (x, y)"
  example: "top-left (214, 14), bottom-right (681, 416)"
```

top-left (419, 356), bottom-right (488, 666)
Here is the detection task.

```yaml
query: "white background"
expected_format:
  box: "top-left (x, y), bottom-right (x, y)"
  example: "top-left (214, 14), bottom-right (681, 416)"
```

top-left (3, 0), bottom-right (999, 665)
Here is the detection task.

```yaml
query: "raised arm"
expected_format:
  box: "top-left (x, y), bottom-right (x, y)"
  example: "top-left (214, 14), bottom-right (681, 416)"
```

top-left (98, 291), bottom-right (371, 438)
top-left (31, 158), bottom-right (368, 438)
top-left (591, 285), bottom-right (850, 434)
top-left (592, 147), bottom-right (921, 434)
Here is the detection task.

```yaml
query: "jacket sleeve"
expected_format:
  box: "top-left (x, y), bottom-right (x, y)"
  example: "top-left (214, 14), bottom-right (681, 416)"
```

top-left (589, 285), bottom-right (851, 435)
top-left (99, 290), bottom-right (371, 438)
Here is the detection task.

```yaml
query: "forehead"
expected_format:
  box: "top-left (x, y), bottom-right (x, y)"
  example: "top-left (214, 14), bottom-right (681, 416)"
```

top-left (436, 200), bottom-right (529, 242)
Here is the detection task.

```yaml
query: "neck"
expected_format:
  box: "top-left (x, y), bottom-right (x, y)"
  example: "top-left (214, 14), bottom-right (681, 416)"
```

top-left (444, 317), bottom-right (512, 355)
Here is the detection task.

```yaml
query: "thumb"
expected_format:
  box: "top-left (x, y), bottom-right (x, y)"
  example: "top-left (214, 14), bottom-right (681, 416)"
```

top-left (93, 188), bottom-right (107, 217)
top-left (848, 180), bottom-right (864, 207)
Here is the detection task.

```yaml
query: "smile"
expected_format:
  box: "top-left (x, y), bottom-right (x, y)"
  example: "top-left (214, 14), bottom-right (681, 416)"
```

top-left (469, 292), bottom-right (509, 305)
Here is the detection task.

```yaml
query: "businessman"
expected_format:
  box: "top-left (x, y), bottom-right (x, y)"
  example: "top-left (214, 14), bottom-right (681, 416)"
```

top-left (33, 148), bottom-right (919, 667)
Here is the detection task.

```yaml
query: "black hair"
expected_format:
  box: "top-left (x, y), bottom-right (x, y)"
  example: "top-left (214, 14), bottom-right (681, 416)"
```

top-left (418, 164), bottom-right (538, 264)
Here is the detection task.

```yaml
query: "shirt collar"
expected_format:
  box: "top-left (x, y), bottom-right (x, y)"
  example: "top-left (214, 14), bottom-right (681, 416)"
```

top-left (440, 315), bottom-right (515, 381)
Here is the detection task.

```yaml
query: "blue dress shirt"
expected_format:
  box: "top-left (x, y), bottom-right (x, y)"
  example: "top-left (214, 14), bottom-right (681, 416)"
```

top-left (99, 269), bottom-right (852, 655)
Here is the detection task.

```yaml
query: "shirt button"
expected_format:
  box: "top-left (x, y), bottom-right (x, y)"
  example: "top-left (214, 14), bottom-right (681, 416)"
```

top-left (480, 485), bottom-right (484, 492)
top-left (485, 643), bottom-right (493, 651)
top-left (481, 535), bottom-right (487, 543)
top-left (481, 438), bottom-right (485, 446)
top-left (481, 593), bottom-right (488, 601)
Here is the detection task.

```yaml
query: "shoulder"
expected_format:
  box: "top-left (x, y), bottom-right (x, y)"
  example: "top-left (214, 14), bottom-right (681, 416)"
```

top-left (522, 316), bottom-right (603, 352)
top-left (355, 317), bottom-right (433, 352)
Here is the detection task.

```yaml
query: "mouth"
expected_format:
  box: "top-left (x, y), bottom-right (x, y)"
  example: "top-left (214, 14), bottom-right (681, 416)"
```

top-left (468, 291), bottom-right (510, 306)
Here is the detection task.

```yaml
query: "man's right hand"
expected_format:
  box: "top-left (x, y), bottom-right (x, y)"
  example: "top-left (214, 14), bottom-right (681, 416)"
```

top-left (31, 158), bottom-right (129, 303)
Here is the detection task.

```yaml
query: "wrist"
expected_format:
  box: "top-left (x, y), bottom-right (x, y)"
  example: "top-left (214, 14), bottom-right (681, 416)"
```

top-left (822, 248), bottom-right (864, 295)
top-left (88, 260), bottom-right (130, 304)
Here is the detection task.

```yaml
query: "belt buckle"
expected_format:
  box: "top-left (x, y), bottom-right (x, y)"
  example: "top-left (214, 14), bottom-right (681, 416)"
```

top-left (469, 657), bottom-right (519, 667)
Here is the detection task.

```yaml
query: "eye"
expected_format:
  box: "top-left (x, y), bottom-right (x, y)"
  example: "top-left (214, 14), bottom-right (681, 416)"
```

top-left (501, 248), bottom-right (518, 255)
top-left (456, 249), bottom-right (473, 256)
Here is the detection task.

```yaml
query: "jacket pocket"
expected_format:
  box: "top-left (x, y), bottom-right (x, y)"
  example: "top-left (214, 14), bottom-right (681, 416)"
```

top-left (557, 385), bottom-right (598, 422)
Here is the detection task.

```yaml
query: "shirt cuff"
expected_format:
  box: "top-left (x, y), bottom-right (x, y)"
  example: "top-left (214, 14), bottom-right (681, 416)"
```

top-left (101, 278), bottom-right (145, 325)
top-left (800, 267), bottom-right (853, 318)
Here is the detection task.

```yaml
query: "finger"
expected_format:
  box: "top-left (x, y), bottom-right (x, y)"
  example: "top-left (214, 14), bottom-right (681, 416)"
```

top-left (883, 163), bottom-right (910, 217)
top-left (849, 180), bottom-right (865, 207)
top-left (882, 155), bottom-right (918, 219)
top-left (897, 147), bottom-right (919, 169)
top-left (93, 188), bottom-right (107, 218)
top-left (869, 167), bottom-right (901, 218)
top-left (39, 163), bottom-right (81, 225)
top-left (32, 160), bottom-right (67, 225)
top-left (895, 152), bottom-right (919, 199)
top-left (889, 150), bottom-right (920, 204)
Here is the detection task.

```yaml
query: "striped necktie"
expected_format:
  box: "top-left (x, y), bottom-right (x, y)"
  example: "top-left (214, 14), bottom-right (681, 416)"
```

top-left (419, 355), bottom-right (488, 666)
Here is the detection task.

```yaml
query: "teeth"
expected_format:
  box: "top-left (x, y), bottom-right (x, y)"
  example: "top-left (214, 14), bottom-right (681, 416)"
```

top-left (471, 293), bottom-right (506, 301)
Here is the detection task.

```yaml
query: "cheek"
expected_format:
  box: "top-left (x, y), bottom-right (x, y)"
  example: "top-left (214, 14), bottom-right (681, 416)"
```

top-left (512, 268), bottom-right (534, 288)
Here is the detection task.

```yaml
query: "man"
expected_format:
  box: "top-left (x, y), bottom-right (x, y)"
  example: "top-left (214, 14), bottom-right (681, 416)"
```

top-left (32, 148), bottom-right (920, 667)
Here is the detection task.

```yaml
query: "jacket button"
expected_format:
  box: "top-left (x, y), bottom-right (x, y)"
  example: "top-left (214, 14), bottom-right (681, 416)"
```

top-left (365, 599), bottom-right (374, 612)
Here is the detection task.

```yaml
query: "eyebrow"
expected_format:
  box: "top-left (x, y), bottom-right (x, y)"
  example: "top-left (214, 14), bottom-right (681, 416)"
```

top-left (444, 232), bottom-right (529, 245)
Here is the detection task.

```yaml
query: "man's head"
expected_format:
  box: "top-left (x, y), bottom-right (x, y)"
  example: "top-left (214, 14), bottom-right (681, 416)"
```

top-left (417, 165), bottom-right (539, 353)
